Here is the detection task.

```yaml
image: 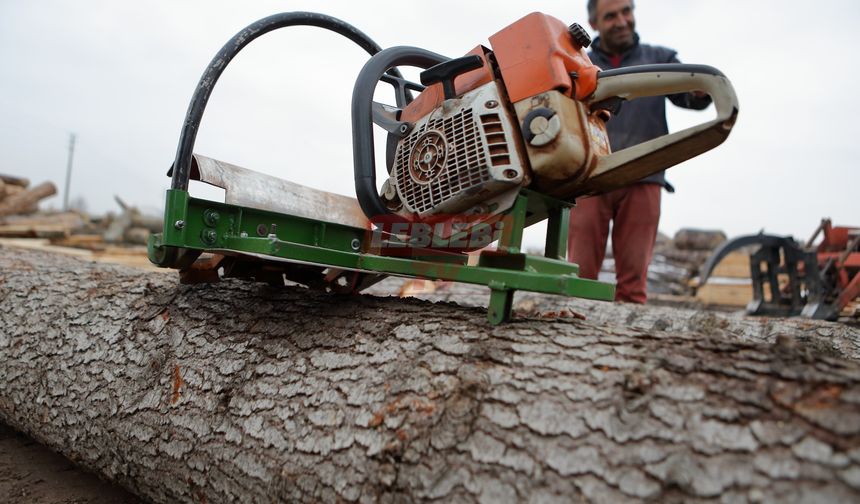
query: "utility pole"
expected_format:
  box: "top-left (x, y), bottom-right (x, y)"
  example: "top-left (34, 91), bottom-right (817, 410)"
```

top-left (63, 133), bottom-right (76, 211)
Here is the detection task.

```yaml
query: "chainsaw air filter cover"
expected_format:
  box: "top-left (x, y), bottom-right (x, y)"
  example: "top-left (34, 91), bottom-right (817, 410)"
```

top-left (390, 82), bottom-right (525, 218)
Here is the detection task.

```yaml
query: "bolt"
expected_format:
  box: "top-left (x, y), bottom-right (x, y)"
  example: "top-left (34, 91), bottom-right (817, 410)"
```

top-left (174, 220), bottom-right (185, 230)
top-left (203, 209), bottom-right (220, 227)
top-left (504, 169), bottom-right (519, 179)
top-left (485, 100), bottom-right (499, 109)
top-left (350, 238), bottom-right (361, 251)
top-left (381, 178), bottom-right (397, 200)
top-left (399, 123), bottom-right (409, 134)
top-left (469, 204), bottom-right (487, 215)
top-left (200, 228), bottom-right (218, 246)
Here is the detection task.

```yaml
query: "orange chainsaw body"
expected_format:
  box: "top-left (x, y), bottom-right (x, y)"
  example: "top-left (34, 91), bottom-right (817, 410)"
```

top-left (395, 12), bottom-right (612, 213)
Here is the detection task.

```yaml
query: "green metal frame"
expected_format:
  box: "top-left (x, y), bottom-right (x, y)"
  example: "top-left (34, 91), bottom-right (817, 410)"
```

top-left (148, 188), bottom-right (614, 324)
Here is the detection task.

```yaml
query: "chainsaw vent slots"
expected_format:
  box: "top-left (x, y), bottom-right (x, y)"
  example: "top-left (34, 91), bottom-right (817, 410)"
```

top-left (480, 114), bottom-right (511, 166)
top-left (395, 108), bottom-right (491, 215)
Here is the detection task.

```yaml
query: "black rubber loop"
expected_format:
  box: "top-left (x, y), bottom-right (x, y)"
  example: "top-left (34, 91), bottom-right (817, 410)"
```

top-left (351, 46), bottom-right (448, 218)
top-left (170, 12), bottom-right (404, 191)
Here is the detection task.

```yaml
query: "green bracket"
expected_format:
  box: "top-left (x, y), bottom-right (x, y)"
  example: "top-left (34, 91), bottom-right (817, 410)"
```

top-left (488, 286), bottom-right (515, 325)
top-left (149, 188), bottom-right (614, 325)
top-left (545, 206), bottom-right (570, 261)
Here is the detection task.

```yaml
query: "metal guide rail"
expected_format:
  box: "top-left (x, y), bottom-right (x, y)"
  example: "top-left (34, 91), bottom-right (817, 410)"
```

top-left (149, 184), bottom-right (613, 325)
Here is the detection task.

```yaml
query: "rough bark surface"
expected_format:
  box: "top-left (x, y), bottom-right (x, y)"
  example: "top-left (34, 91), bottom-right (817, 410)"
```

top-left (364, 282), bottom-right (860, 361)
top-left (2, 246), bottom-right (860, 503)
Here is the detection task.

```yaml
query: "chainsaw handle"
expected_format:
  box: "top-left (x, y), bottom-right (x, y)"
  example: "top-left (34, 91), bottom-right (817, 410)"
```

top-left (169, 12), bottom-right (401, 192)
top-left (575, 64), bottom-right (739, 196)
top-left (352, 46), bottom-right (448, 219)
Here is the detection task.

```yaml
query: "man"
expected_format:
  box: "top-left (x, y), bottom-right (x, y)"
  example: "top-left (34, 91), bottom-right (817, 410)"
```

top-left (568, 0), bottom-right (711, 303)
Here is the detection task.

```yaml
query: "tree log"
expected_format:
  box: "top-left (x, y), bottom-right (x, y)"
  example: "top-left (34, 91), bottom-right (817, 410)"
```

top-left (0, 173), bottom-right (30, 188)
top-left (375, 282), bottom-right (860, 361)
top-left (1, 183), bottom-right (24, 200)
top-left (1, 246), bottom-right (860, 503)
top-left (0, 174), bottom-right (29, 188)
top-left (0, 181), bottom-right (57, 217)
top-left (673, 228), bottom-right (728, 251)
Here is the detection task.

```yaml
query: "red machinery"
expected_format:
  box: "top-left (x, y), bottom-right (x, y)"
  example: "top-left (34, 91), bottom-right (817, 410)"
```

top-left (700, 219), bottom-right (860, 320)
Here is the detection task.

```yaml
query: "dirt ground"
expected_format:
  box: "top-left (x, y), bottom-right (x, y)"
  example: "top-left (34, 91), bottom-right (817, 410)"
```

top-left (0, 422), bottom-right (140, 504)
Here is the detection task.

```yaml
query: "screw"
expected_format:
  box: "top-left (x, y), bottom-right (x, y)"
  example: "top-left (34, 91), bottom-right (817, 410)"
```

top-left (201, 228), bottom-right (218, 245)
top-left (399, 123), bottom-right (409, 134)
top-left (203, 209), bottom-right (220, 227)
top-left (174, 220), bottom-right (185, 230)
top-left (350, 238), bottom-right (361, 251)
top-left (504, 169), bottom-right (519, 179)
top-left (485, 100), bottom-right (499, 109)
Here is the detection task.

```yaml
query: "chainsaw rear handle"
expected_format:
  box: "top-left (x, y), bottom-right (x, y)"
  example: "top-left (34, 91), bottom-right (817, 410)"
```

top-left (575, 64), bottom-right (739, 196)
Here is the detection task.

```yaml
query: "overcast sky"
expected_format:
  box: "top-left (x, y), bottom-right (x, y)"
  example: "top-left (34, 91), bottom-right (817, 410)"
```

top-left (1, 0), bottom-right (858, 250)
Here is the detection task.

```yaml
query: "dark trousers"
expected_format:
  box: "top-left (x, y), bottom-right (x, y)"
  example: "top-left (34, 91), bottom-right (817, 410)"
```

top-left (568, 183), bottom-right (661, 304)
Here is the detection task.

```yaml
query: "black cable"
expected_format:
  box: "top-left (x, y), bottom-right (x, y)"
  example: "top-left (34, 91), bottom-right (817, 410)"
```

top-left (170, 11), bottom-right (403, 190)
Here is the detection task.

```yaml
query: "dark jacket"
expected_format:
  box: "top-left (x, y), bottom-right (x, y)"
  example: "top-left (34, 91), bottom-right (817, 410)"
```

top-left (588, 34), bottom-right (712, 192)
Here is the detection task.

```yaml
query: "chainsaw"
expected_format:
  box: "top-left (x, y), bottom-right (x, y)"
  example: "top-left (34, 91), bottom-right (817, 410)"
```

top-left (149, 11), bottom-right (739, 324)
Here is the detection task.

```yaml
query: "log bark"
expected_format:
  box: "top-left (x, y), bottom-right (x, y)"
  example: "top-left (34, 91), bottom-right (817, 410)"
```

top-left (1, 183), bottom-right (24, 200)
top-left (379, 282), bottom-right (860, 360)
top-left (672, 229), bottom-right (728, 251)
top-left (1, 246), bottom-right (860, 503)
top-left (0, 181), bottom-right (56, 217)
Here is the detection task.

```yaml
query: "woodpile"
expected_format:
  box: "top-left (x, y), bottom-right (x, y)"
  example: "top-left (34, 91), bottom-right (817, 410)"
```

top-left (0, 174), bottom-right (55, 218)
top-left (0, 211), bottom-right (87, 238)
top-left (672, 228), bottom-right (727, 251)
top-left (0, 174), bottom-right (162, 261)
top-left (102, 196), bottom-right (163, 245)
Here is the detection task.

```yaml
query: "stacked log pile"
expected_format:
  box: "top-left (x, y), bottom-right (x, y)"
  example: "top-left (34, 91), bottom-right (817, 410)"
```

top-left (0, 174), bottom-right (56, 219)
top-left (0, 180), bottom-right (161, 245)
